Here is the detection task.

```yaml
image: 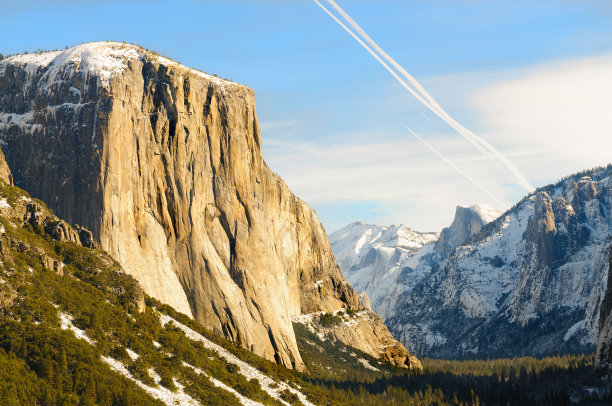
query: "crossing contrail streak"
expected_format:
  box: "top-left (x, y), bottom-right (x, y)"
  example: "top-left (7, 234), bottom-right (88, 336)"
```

top-left (311, 0), bottom-right (448, 126)
top-left (407, 128), bottom-right (507, 209)
top-left (314, 0), bottom-right (535, 193)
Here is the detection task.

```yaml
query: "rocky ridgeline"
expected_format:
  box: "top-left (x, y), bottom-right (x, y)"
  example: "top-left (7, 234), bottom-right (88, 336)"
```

top-left (334, 174), bottom-right (612, 359)
top-left (0, 42), bottom-right (417, 370)
top-left (389, 170), bottom-right (612, 357)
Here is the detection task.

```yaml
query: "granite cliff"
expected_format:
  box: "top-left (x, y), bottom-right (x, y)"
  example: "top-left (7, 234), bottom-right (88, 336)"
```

top-left (0, 42), bottom-right (415, 370)
top-left (596, 249), bottom-right (612, 374)
top-left (434, 204), bottom-right (502, 257)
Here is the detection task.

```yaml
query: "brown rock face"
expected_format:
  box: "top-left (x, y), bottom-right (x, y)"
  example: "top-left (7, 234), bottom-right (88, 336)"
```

top-left (0, 148), bottom-right (12, 186)
top-left (326, 310), bottom-right (422, 370)
top-left (0, 42), bottom-right (409, 369)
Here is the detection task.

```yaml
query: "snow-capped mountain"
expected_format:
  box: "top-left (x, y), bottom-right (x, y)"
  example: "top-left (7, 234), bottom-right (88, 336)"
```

top-left (333, 167), bottom-right (612, 358)
top-left (329, 223), bottom-right (438, 319)
top-left (435, 204), bottom-right (502, 257)
top-left (395, 168), bottom-right (612, 357)
top-left (330, 205), bottom-right (500, 320)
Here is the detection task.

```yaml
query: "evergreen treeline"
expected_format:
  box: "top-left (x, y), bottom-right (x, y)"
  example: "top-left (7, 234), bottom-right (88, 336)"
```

top-left (294, 319), bottom-right (610, 405)
top-left (297, 353), bottom-right (611, 405)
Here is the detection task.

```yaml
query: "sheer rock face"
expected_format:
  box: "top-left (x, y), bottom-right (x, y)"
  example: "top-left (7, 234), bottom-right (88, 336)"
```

top-left (0, 42), bottom-right (411, 369)
top-left (434, 204), bottom-right (502, 257)
top-left (596, 251), bottom-right (612, 374)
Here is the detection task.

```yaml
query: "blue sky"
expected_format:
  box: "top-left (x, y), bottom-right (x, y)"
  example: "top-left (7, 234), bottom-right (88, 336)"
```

top-left (4, 1), bottom-right (612, 231)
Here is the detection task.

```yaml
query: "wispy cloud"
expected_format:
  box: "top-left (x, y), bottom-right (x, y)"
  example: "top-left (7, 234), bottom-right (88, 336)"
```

top-left (263, 135), bottom-right (513, 231)
top-left (263, 52), bottom-right (612, 231)
top-left (313, 0), bottom-right (534, 193)
top-left (471, 54), bottom-right (612, 183)
top-left (259, 120), bottom-right (297, 131)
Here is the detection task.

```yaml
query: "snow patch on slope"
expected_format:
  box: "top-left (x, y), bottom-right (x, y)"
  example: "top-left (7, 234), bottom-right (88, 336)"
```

top-left (101, 356), bottom-right (200, 406)
top-left (357, 358), bottom-right (380, 371)
top-left (182, 362), bottom-right (263, 406)
top-left (159, 314), bottom-right (315, 406)
top-left (59, 312), bottom-right (95, 344)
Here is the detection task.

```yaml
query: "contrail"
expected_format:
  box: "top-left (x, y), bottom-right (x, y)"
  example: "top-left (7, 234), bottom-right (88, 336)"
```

top-left (407, 128), bottom-right (507, 209)
top-left (311, 0), bottom-right (453, 131)
top-left (314, 0), bottom-right (535, 193)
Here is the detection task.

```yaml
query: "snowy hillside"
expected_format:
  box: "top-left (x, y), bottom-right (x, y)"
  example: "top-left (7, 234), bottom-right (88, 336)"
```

top-left (329, 223), bottom-right (438, 319)
top-left (333, 169), bottom-right (612, 359)
top-left (387, 167), bottom-right (612, 357)
top-left (330, 204), bottom-right (500, 321)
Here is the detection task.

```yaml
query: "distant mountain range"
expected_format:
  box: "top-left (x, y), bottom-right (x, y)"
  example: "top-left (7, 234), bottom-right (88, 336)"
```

top-left (332, 167), bottom-right (612, 358)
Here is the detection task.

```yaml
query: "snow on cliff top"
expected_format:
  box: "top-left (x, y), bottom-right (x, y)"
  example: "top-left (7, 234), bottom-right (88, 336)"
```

top-left (330, 221), bottom-right (438, 260)
top-left (467, 203), bottom-right (502, 224)
top-left (1, 41), bottom-right (245, 88)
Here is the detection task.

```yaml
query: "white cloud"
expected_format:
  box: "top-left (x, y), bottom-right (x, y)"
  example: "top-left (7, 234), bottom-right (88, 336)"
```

top-left (263, 53), bottom-right (612, 232)
top-left (263, 135), bottom-right (514, 231)
top-left (471, 54), bottom-right (612, 182)
top-left (259, 120), bottom-right (297, 131)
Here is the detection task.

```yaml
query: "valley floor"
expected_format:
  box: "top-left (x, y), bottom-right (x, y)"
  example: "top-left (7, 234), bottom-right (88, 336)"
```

top-left (300, 353), bottom-right (611, 405)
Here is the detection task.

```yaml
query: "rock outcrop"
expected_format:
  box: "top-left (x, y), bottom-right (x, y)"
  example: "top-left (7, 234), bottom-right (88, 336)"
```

top-left (358, 291), bottom-right (372, 310)
top-left (434, 204), bottom-right (501, 257)
top-left (293, 309), bottom-right (422, 370)
top-left (0, 148), bottom-right (13, 186)
top-left (0, 42), bottom-right (413, 369)
top-left (596, 248), bottom-right (612, 374)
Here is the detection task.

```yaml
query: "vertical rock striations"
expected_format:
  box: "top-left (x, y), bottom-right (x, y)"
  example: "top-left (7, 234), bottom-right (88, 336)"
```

top-left (596, 248), bottom-right (612, 374)
top-left (434, 204), bottom-right (502, 257)
top-left (0, 42), bottom-right (413, 369)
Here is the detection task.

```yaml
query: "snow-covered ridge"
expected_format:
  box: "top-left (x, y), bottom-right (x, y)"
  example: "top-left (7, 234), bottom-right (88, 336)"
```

top-left (330, 221), bottom-right (439, 319)
top-left (387, 167), bottom-right (612, 358)
top-left (467, 203), bottom-right (502, 224)
top-left (0, 41), bottom-right (246, 88)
